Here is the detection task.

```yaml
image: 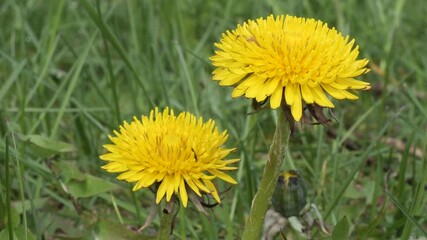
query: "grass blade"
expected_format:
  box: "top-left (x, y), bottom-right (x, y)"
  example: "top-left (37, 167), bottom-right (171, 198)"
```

top-left (80, 0), bottom-right (154, 108)
top-left (4, 136), bottom-right (14, 240)
top-left (50, 33), bottom-right (96, 139)
top-left (385, 188), bottom-right (427, 237)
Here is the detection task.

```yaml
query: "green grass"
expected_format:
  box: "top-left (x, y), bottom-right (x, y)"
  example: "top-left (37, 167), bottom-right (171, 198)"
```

top-left (1, 0), bottom-right (427, 239)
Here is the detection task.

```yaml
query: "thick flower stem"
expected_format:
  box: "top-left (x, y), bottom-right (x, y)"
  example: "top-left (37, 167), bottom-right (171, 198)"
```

top-left (242, 109), bottom-right (290, 240)
top-left (157, 202), bottom-right (175, 240)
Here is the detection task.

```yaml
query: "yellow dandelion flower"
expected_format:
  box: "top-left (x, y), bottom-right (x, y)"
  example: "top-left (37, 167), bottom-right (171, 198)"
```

top-left (210, 15), bottom-right (370, 121)
top-left (100, 107), bottom-right (239, 208)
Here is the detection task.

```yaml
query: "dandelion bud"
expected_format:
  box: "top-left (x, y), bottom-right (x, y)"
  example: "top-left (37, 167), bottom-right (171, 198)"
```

top-left (272, 170), bottom-right (307, 217)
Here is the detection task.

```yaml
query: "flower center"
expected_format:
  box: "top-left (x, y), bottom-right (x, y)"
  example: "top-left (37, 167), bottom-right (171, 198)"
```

top-left (161, 134), bottom-right (181, 149)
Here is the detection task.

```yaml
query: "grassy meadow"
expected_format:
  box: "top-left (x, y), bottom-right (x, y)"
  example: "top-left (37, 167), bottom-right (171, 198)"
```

top-left (1, 0), bottom-right (426, 239)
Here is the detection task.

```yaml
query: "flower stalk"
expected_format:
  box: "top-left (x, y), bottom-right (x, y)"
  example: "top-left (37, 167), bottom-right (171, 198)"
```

top-left (157, 202), bottom-right (176, 240)
top-left (242, 109), bottom-right (290, 240)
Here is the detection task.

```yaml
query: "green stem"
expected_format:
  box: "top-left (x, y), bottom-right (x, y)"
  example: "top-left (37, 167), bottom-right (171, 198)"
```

top-left (242, 109), bottom-right (290, 240)
top-left (157, 202), bottom-right (175, 240)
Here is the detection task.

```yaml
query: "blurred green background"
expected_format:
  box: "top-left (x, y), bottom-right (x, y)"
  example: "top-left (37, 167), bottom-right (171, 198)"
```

top-left (1, 0), bottom-right (426, 239)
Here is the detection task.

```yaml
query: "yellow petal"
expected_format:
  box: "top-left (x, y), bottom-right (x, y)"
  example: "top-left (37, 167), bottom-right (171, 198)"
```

top-left (329, 82), bottom-right (348, 90)
top-left (209, 169), bottom-right (237, 184)
top-left (165, 176), bottom-right (175, 202)
top-left (133, 179), bottom-right (144, 191)
top-left (270, 86), bottom-right (283, 109)
top-left (219, 73), bottom-right (247, 86)
top-left (179, 178), bottom-right (188, 208)
top-left (335, 78), bottom-right (370, 89)
top-left (340, 89), bottom-right (359, 100)
top-left (300, 84), bottom-right (314, 103)
top-left (231, 86), bottom-right (247, 98)
top-left (285, 84), bottom-right (295, 105)
top-left (311, 85), bottom-right (334, 108)
top-left (321, 84), bottom-right (346, 99)
top-left (239, 74), bottom-right (259, 88)
top-left (255, 84), bottom-right (268, 101)
top-left (192, 179), bottom-right (211, 193)
top-left (156, 181), bottom-right (167, 204)
top-left (185, 177), bottom-right (202, 196)
top-left (101, 162), bottom-right (128, 172)
top-left (117, 171), bottom-right (138, 181)
top-left (245, 79), bottom-right (265, 98)
top-left (139, 172), bottom-right (157, 187)
top-left (202, 179), bottom-right (221, 203)
top-left (265, 77), bottom-right (280, 95)
top-left (218, 166), bottom-right (238, 170)
top-left (290, 85), bottom-right (303, 121)
top-left (222, 158), bottom-right (240, 164)
top-left (173, 174), bottom-right (180, 193)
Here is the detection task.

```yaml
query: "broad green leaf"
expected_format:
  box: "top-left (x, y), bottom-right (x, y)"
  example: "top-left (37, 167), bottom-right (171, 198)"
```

top-left (13, 226), bottom-right (36, 240)
top-left (67, 174), bottom-right (118, 198)
top-left (44, 214), bottom-right (88, 239)
top-left (94, 220), bottom-right (155, 240)
top-left (343, 180), bottom-right (375, 200)
top-left (6, 121), bottom-right (22, 135)
top-left (12, 198), bottom-right (48, 214)
top-left (53, 160), bottom-right (118, 198)
top-left (0, 229), bottom-right (8, 240)
top-left (332, 216), bottom-right (350, 240)
top-left (0, 226), bottom-right (36, 240)
top-left (22, 134), bottom-right (76, 157)
top-left (56, 160), bottom-right (86, 182)
top-left (2, 206), bottom-right (20, 228)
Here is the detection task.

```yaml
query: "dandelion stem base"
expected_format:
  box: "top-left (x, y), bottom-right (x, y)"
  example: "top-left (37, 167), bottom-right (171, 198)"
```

top-left (157, 202), bottom-right (175, 240)
top-left (242, 109), bottom-right (290, 240)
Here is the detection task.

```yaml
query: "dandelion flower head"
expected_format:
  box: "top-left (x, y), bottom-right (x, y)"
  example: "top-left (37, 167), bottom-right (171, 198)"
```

top-left (100, 107), bottom-right (239, 207)
top-left (210, 15), bottom-right (370, 121)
